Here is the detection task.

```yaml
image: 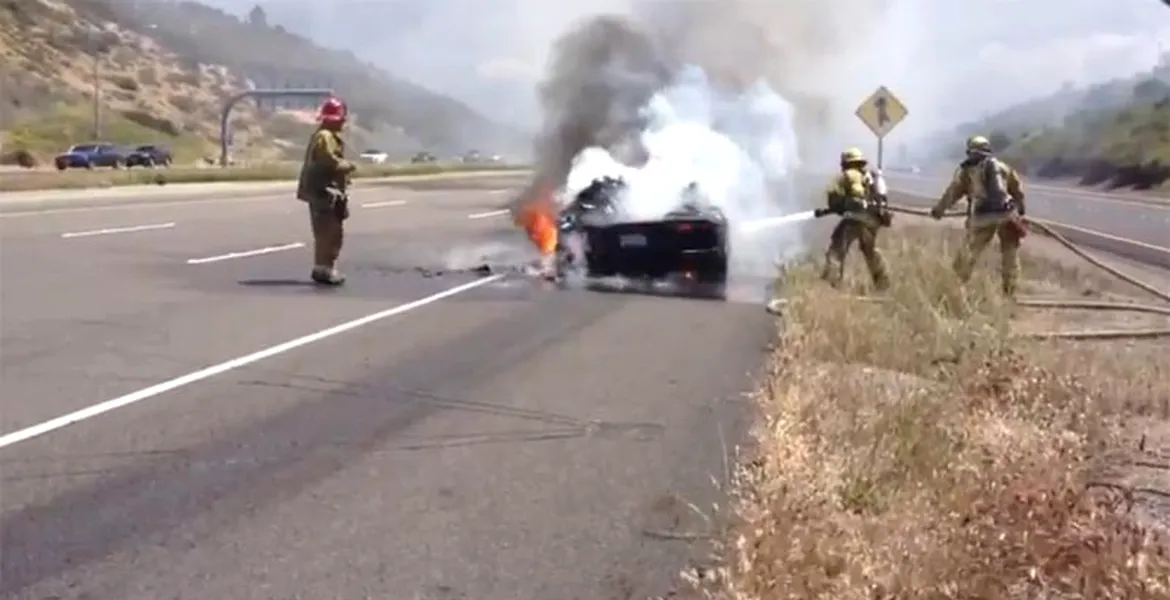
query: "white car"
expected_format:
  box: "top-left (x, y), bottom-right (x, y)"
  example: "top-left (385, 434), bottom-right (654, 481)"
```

top-left (359, 150), bottom-right (389, 164)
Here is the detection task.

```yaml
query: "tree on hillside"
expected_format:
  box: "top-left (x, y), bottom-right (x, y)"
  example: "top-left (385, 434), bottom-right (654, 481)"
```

top-left (247, 5), bottom-right (267, 28)
top-left (988, 130), bottom-right (1012, 152)
top-left (1133, 78), bottom-right (1170, 104)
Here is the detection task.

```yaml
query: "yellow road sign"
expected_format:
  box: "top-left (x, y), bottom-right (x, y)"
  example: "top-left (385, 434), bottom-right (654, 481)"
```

top-left (855, 86), bottom-right (908, 138)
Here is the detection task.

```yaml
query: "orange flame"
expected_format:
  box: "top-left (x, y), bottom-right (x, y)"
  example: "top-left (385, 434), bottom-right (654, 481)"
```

top-left (515, 184), bottom-right (558, 256)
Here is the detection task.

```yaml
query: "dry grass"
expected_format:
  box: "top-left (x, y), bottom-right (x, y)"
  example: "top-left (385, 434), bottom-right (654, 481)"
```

top-left (1, 2), bottom-right (259, 146)
top-left (692, 226), bottom-right (1170, 599)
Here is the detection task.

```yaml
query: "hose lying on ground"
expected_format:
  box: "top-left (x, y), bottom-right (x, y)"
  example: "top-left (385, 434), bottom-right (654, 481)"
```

top-left (894, 205), bottom-right (1170, 304)
top-left (897, 204), bottom-right (1170, 340)
top-left (768, 204), bottom-right (1170, 341)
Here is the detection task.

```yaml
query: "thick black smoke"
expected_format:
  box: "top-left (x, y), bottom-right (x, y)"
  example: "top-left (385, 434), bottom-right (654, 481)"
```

top-left (511, 0), bottom-right (895, 212)
top-left (515, 16), bottom-right (671, 208)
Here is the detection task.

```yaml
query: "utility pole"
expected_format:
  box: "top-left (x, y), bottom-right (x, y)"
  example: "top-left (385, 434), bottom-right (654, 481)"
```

top-left (84, 26), bottom-right (110, 140)
top-left (92, 48), bottom-right (101, 140)
top-left (0, 64), bottom-right (8, 132)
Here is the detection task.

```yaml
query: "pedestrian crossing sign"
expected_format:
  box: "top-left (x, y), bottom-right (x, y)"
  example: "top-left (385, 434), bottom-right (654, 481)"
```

top-left (855, 86), bottom-right (908, 138)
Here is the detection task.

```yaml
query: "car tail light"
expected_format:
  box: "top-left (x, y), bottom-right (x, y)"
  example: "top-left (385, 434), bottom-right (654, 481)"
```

top-left (677, 223), bottom-right (694, 231)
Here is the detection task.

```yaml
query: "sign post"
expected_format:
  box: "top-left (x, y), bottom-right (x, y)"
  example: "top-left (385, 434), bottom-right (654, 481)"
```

top-left (854, 85), bottom-right (908, 169)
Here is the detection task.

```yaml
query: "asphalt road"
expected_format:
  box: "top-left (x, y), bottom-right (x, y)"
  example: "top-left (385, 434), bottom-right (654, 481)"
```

top-left (0, 179), bottom-right (769, 599)
top-left (884, 173), bottom-right (1170, 247)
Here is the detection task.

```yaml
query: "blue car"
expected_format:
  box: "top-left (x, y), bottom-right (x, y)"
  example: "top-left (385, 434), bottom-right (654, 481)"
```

top-left (54, 143), bottom-right (128, 170)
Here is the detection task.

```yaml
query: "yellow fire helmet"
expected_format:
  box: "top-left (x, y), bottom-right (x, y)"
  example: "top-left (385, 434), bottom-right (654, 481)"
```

top-left (966, 135), bottom-right (993, 155)
top-left (840, 147), bottom-right (867, 165)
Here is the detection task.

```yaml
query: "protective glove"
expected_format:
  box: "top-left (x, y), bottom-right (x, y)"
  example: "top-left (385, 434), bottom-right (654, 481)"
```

top-left (1007, 216), bottom-right (1029, 238)
top-left (813, 208), bottom-right (833, 218)
top-left (326, 188), bottom-right (350, 220)
top-left (929, 206), bottom-right (945, 220)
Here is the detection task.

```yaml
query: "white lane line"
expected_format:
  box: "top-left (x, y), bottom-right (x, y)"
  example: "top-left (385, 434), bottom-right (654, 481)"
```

top-left (361, 199), bottom-right (407, 208)
top-left (1030, 218), bottom-right (1170, 253)
top-left (186, 242), bottom-right (304, 264)
top-left (60, 222), bottom-right (176, 238)
top-left (467, 209), bottom-right (509, 219)
top-left (0, 274), bottom-right (506, 450)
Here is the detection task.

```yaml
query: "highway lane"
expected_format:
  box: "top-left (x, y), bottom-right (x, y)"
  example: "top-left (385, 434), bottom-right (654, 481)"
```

top-left (884, 173), bottom-right (1170, 247)
top-left (885, 171), bottom-right (1170, 205)
top-left (0, 179), bottom-right (768, 599)
top-left (0, 186), bottom-right (517, 429)
top-left (0, 172), bottom-right (531, 215)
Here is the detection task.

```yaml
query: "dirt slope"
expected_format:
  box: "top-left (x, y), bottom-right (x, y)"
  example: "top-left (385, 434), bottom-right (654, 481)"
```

top-left (0, 0), bottom-right (524, 165)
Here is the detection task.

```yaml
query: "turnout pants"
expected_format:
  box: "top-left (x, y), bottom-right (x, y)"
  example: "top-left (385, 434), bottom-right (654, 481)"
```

top-left (954, 219), bottom-right (1023, 296)
top-left (309, 203), bottom-right (344, 269)
top-left (822, 219), bottom-right (890, 290)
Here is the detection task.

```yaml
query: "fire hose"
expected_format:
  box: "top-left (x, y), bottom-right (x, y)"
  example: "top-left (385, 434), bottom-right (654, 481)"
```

top-left (873, 203), bottom-right (1170, 340)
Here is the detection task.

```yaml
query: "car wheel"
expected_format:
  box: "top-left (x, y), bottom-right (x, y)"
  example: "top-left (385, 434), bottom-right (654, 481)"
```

top-left (111, 160), bottom-right (122, 169)
top-left (56, 163), bottom-right (67, 171)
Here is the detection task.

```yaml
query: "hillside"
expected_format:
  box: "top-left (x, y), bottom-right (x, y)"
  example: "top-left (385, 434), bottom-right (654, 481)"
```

top-left (0, 0), bottom-right (525, 167)
top-left (953, 58), bottom-right (1170, 193)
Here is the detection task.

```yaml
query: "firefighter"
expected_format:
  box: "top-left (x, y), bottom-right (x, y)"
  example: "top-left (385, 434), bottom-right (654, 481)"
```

top-left (929, 135), bottom-right (1028, 297)
top-left (296, 96), bottom-right (355, 286)
top-left (814, 147), bottom-right (891, 291)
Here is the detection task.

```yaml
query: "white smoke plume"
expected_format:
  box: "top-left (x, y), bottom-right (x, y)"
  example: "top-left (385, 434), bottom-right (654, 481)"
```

top-left (519, 5), bottom-right (870, 275)
top-left (523, 1), bottom-right (899, 188)
top-left (561, 65), bottom-right (808, 275)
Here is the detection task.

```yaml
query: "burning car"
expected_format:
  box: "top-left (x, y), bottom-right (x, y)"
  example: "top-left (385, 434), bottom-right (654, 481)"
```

top-left (556, 176), bottom-right (729, 296)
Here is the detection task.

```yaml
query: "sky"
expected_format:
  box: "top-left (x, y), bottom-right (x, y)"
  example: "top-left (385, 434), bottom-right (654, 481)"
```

top-left (201, 0), bottom-right (1170, 145)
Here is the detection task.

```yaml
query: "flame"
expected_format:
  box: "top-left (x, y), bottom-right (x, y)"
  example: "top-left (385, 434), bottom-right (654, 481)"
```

top-left (515, 184), bottom-right (559, 256)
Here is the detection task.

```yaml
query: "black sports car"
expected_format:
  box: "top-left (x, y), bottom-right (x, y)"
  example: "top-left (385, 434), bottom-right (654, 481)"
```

top-left (557, 177), bottom-right (729, 295)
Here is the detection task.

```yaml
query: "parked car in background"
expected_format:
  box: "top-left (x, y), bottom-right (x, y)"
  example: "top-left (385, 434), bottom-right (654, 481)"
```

top-left (125, 144), bottom-right (173, 168)
top-left (411, 151), bottom-right (437, 164)
top-left (54, 143), bottom-right (128, 170)
top-left (462, 149), bottom-right (482, 163)
top-left (359, 149), bottom-right (389, 164)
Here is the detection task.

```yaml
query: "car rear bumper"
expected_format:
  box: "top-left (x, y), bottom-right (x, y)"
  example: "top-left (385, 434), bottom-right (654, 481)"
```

top-left (584, 247), bottom-right (728, 281)
top-left (577, 220), bottom-right (728, 282)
